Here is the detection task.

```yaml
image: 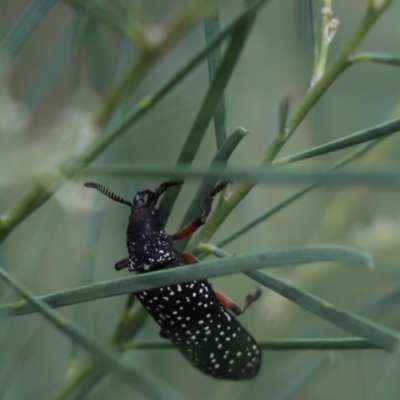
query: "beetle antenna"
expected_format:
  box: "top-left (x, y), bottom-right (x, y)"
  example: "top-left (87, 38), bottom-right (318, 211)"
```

top-left (154, 181), bottom-right (183, 197)
top-left (84, 182), bottom-right (132, 207)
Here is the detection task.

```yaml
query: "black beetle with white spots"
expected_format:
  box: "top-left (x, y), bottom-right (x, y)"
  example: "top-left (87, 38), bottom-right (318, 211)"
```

top-left (85, 181), bottom-right (262, 380)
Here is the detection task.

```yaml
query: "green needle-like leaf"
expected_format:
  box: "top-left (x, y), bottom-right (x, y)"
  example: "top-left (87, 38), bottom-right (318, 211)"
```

top-left (84, 163), bottom-right (400, 188)
top-left (120, 337), bottom-right (380, 352)
top-left (0, 265), bottom-right (181, 400)
top-left (204, 6), bottom-right (227, 148)
top-left (80, 0), bottom-right (270, 166)
top-left (176, 127), bottom-right (248, 250)
top-left (157, 14), bottom-right (258, 223)
top-left (0, 0), bottom-right (272, 245)
top-left (0, 0), bottom-right (58, 72)
top-left (0, 245), bottom-right (372, 317)
top-left (247, 269), bottom-right (400, 353)
top-left (352, 52), bottom-right (400, 67)
top-left (218, 139), bottom-right (384, 247)
top-left (273, 117), bottom-right (400, 166)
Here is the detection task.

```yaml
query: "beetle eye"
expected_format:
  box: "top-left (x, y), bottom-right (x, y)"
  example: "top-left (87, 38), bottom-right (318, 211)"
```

top-left (133, 194), bottom-right (143, 206)
top-left (133, 193), bottom-right (149, 206)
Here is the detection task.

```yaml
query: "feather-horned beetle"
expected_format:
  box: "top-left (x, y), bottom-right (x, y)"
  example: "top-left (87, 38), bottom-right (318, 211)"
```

top-left (85, 181), bottom-right (262, 380)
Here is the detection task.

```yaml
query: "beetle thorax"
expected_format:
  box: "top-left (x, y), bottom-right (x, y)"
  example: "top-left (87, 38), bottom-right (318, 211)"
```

top-left (127, 206), bottom-right (164, 237)
top-left (126, 206), bottom-right (175, 272)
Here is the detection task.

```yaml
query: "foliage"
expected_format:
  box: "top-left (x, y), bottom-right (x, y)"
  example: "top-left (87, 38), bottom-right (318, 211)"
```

top-left (1, 0), bottom-right (400, 399)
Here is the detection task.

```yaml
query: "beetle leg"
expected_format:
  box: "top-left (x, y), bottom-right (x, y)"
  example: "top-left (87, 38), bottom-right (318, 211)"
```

top-left (214, 289), bottom-right (261, 316)
top-left (159, 329), bottom-right (171, 339)
top-left (114, 258), bottom-right (130, 271)
top-left (172, 182), bottom-right (228, 240)
top-left (182, 252), bottom-right (199, 264)
top-left (181, 251), bottom-right (261, 315)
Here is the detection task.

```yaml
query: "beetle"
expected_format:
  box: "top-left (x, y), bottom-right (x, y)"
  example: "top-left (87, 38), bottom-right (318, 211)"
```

top-left (85, 181), bottom-right (262, 380)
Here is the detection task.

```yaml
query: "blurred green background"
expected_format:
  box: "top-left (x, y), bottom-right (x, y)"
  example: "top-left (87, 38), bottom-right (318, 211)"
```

top-left (2, 0), bottom-right (400, 399)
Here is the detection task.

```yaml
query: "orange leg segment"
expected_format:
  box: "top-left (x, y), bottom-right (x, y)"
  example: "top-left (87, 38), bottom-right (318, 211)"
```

top-left (182, 252), bottom-right (199, 264)
top-left (172, 182), bottom-right (228, 241)
top-left (173, 222), bottom-right (202, 241)
top-left (214, 288), bottom-right (261, 316)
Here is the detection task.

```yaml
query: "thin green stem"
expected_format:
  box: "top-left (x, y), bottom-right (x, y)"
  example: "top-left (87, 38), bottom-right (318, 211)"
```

top-left (51, 305), bottom-right (149, 400)
top-left (118, 337), bottom-right (381, 351)
top-left (187, 1), bottom-right (394, 252)
top-left (79, 162), bottom-right (400, 187)
top-left (351, 52), bottom-right (400, 67)
top-left (247, 269), bottom-right (400, 353)
top-left (203, 247), bottom-right (400, 354)
top-left (50, 359), bottom-right (107, 400)
top-left (0, 265), bottom-right (179, 399)
top-left (0, 0), bottom-right (58, 73)
top-left (176, 127), bottom-right (248, 250)
top-left (273, 117), bottom-right (400, 166)
top-left (0, 0), bottom-right (270, 245)
top-left (308, 0), bottom-right (319, 75)
top-left (68, 0), bottom-right (145, 41)
top-left (0, 245), bottom-right (372, 317)
top-left (95, 48), bottom-right (157, 126)
top-left (157, 14), bottom-right (258, 223)
top-left (285, 2), bottom-right (393, 141)
top-left (94, 0), bottom-right (236, 127)
top-left (217, 138), bottom-right (384, 248)
top-left (310, 0), bottom-right (339, 87)
top-left (204, 5), bottom-right (227, 148)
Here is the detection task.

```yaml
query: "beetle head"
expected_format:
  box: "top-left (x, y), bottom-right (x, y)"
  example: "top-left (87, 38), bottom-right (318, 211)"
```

top-left (84, 181), bottom-right (182, 210)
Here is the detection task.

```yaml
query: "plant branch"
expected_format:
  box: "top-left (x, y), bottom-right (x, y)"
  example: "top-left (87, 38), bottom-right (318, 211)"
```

top-left (351, 52), bottom-right (400, 67)
top-left (186, 1), bottom-right (394, 252)
top-left (204, 4), bottom-right (227, 148)
top-left (118, 337), bottom-right (381, 351)
top-left (217, 138), bottom-right (385, 248)
top-left (0, 0), bottom-right (270, 245)
top-left (0, 265), bottom-right (180, 400)
top-left (204, 247), bottom-right (400, 355)
top-left (157, 13), bottom-right (258, 223)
